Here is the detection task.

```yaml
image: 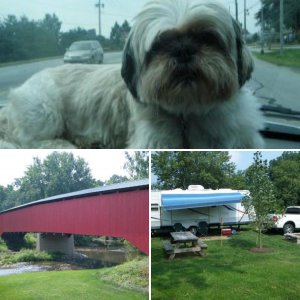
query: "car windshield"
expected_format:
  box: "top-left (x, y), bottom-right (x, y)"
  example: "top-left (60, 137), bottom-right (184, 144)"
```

top-left (69, 43), bottom-right (91, 51)
top-left (0, 0), bottom-right (299, 148)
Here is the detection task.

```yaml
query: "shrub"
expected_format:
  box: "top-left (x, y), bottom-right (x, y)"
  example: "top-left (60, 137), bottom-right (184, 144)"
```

top-left (1, 249), bottom-right (53, 264)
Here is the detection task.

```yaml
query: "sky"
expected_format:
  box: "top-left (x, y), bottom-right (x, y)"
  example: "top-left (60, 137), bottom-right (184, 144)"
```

top-left (0, 149), bottom-right (136, 187)
top-left (0, 0), bottom-right (262, 38)
top-left (0, 150), bottom-right (288, 187)
top-left (229, 150), bottom-right (285, 171)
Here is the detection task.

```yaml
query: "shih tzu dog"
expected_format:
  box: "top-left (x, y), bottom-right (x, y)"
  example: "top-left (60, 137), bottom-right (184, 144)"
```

top-left (0, 0), bottom-right (264, 149)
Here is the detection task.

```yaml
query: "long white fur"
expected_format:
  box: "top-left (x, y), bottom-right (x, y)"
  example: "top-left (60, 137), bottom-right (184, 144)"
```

top-left (0, 0), bottom-right (264, 149)
top-left (1, 64), bottom-right (131, 148)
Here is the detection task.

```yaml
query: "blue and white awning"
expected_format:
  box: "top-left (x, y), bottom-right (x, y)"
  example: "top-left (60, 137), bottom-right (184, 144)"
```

top-left (161, 192), bottom-right (244, 210)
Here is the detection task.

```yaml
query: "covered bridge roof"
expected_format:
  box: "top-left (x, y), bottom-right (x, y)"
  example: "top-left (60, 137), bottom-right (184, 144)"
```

top-left (1, 179), bottom-right (149, 213)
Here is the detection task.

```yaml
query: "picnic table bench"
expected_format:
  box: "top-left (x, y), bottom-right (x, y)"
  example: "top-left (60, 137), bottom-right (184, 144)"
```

top-left (163, 232), bottom-right (208, 260)
top-left (284, 233), bottom-right (300, 244)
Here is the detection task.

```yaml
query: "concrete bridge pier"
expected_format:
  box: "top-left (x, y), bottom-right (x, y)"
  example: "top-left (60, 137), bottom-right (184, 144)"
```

top-left (37, 233), bottom-right (75, 255)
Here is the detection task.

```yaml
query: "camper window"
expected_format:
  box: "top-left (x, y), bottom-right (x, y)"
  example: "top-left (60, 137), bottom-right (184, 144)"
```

top-left (151, 204), bottom-right (159, 211)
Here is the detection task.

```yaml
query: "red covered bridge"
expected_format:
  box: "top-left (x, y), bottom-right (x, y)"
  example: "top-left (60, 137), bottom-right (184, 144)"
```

top-left (0, 179), bottom-right (149, 255)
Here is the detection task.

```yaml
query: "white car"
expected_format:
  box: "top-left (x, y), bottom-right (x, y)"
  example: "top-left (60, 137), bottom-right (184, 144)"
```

top-left (272, 206), bottom-right (300, 234)
top-left (64, 40), bottom-right (104, 64)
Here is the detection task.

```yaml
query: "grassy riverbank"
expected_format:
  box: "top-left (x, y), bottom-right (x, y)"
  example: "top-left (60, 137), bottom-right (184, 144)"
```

top-left (253, 49), bottom-right (300, 68)
top-left (0, 257), bottom-right (148, 299)
top-left (0, 249), bottom-right (56, 264)
top-left (0, 236), bottom-right (148, 299)
top-left (152, 228), bottom-right (300, 300)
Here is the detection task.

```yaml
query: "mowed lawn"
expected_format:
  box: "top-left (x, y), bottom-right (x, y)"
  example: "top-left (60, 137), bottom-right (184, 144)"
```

top-left (152, 229), bottom-right (300, 300)
top-left (0, 258), bottom-right (148, 300)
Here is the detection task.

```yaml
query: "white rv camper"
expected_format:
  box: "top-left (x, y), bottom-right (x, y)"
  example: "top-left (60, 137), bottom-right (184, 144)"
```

top-left (151, 185), bottom-right (251, 235)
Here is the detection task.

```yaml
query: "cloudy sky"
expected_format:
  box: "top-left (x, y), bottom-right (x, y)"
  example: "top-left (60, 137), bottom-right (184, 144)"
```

top-left (0, 149), bottom-right (136, 186)
top-left (0, 0), bottom-right (262, 38)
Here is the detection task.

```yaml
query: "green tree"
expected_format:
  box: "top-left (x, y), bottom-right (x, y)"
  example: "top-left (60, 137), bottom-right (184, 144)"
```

top-left (0, 14), bottom-right (63, 62)
top-left (0, 184), bottom-right (20, 211)
top-left (38, 13), bottom-right (62, 56)
top-left (120, 20), bottom-right (131, 42)
top-left (151, 151), bottom-right (236, 190)
top-left (124, 152), bottom-right (149, 180)
top-left (105, 174), bottom-right (129, 185)
top-left (110, 22), bottom-right (121, 47)
top-left (110, 21), bottom-right (131, 49)
top-left (0, 185), bottom-right (6, 211)
top-left (255, 0), bottom-right (300, 32)
top-left (10, 152), bottom-right (99, 207)
top-left (60, 27), bottom-right (97, 50)
top-left (244, 152), bottom-right (279, 249)
top-left (40, 13), bottom-right (61, 37)
top-left (269, 152), bottom-right (300, 207)
top-left (228, 170), bottom-right (247, 190)
top-left (121, 20), bottom-right (131, 35)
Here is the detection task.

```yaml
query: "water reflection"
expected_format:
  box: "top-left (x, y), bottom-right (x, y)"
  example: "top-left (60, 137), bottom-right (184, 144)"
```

top-left (0, 246), bottom-right (137, 276)
top-left (77, 248), bottom-right (130, 264)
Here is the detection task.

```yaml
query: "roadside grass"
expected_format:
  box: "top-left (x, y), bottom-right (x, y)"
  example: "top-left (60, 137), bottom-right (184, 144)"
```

top-left (0, 56), bottom-right (63, 68)
top-left (0, 49), bottom-right (119, 68)
top-left (0, 257), bottom-right (148, 300)
top-left (152, 228), bottom-right (300, 300)
top-left (253, 49), bottom-right (300, 68)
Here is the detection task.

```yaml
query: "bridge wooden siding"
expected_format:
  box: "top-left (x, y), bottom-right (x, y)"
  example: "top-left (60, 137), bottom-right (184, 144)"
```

top-left (0, 181), bottom-right (149, 255)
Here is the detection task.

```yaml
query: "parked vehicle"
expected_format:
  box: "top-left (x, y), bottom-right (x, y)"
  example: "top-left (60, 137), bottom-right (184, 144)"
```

top-left (64, 40), bottom-right (104, 64)
top-left (151, 185), bottom-right (251, 235)
top-left (271, 206), bottom-right (300, 234)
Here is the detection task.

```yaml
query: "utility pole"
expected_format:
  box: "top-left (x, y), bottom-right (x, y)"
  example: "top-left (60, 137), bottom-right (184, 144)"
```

top-left (260, 1), bottom-right (265, 54)
top-left (244, 0), bottom-right (247, 43)
top-left (280, 0), bottom-right (284, 54)
top-left (95, 0), bottom-right (103, 36)
top-left (235, 0), bottom-right (238, 22)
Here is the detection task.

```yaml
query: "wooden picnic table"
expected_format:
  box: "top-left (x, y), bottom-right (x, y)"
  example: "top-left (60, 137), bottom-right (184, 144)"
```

top-left (163, 231), bottom-right (207, 260)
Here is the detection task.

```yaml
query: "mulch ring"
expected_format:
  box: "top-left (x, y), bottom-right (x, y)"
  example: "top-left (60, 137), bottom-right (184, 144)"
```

top-left (249, 247), bottom-right (273, 253)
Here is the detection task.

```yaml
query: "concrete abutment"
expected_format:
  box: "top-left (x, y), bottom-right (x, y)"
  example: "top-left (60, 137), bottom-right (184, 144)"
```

top-left (36, 233), bottom-right (75, 254)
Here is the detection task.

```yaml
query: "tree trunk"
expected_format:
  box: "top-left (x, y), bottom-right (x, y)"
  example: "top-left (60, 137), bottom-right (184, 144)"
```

top-left (259, 228), bottom-right (262, 248)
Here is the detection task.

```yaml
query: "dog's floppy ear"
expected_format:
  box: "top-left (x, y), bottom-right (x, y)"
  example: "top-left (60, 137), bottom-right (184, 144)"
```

top-left (121, 36), bottom-right (138, 99)
top-left (232, 18), bottom-right (254, 87)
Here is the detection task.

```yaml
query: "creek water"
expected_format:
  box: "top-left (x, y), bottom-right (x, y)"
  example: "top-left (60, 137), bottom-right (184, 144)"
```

top-left (0, 246), bottom-right (134, 276)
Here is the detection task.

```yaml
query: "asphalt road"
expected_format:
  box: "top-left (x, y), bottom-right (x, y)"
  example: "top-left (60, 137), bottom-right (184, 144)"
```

top-left (247, 56), bottom-right (300, 111)
top-left (0, 51), bottom-right (123, 107)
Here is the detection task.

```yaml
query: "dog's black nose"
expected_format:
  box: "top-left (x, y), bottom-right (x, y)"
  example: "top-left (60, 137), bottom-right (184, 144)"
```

top-left (171, 39), bottom-right (197, 63)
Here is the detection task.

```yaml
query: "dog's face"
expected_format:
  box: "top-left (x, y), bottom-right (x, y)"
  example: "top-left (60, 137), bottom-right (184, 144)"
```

top-left (122, 0), bottom-right (253, 113)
